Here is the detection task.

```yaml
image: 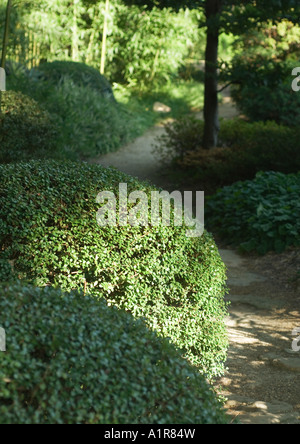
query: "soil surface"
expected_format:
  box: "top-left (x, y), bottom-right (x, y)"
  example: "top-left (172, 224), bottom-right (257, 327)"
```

top-left (91, 96), bottom-right (300, 424)
top-left (218, 249), bottom-right (300, 424)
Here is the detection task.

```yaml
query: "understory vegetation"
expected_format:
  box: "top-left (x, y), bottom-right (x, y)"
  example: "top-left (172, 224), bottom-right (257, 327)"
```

top-left (154, 116), bottom-right (300, 255)
top-left (206, 171), bottom-right (300, 255)
top-left (0, 0), bottom-right (299, 425)
top-left (0, 281), bottom-right (228, 424)
top-left (225, 19), bottom-right (300, 126)
top-left (0, 160), bottom-right (229, 380)
top-left (154, 117), bottom-right (300, 189)
top-left (0, 90), bottom-right (58, 163)
top-left (4, 60), bottom-right (205, 160)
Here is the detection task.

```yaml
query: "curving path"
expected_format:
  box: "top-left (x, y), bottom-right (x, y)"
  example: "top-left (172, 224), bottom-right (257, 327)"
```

top-left (92, 89), bottom-right (238, 188)
top-left (92, 96), bottom-right (300, 424)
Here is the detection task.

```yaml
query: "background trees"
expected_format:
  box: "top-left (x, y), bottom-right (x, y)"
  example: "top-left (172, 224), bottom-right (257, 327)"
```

top-left (1, 0), bottom-right (12, 69)
top-left (194, 0), bottom-right (300, 148)
top-left (0, 0), bottom-right (299, 146)
top-left (0, 0), bottom-right (202, 85)
top-left (120, 0), bottom-right (300, 147)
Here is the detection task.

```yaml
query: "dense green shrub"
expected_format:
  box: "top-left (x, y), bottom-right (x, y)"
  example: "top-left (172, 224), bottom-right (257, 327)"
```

top-left (31, 61), bottom-right (115, 100)
top-left (0, 160), bottom-right (228, 379)
top-left (229, 58), bottom-right (300, 126)
top-left (0, 90), bottom-right (58, 163)
top-left (232, 20), bottom-right (300, 63)
top-left (154, 117), bottom-right (300, 189)
top-left (217, 119), bottom-right (300, 176)
top-left (153, 115), bottom-right (203, 162)
top-left (206, 171), bottom-right (300, 255)
top-left (0, 281), bottom-right (228, 424)
top-left (8, 65), bottom-right (133, 158)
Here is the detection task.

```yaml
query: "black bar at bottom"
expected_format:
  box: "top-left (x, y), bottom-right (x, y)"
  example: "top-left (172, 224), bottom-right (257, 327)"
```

top-left (100, 424), bottom-right (219, 439)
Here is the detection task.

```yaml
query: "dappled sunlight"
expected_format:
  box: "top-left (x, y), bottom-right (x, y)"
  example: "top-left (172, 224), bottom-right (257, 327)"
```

top-left (216, 249), bottom-right (300, 424)
top-left (1, 0), bottom-right (300, 426)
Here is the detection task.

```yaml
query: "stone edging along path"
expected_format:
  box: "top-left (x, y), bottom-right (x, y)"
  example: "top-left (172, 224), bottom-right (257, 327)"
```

top-left (92, 99), bottom-right (300, 424)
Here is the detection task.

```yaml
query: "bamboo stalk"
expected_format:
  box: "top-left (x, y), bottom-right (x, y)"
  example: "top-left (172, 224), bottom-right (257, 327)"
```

top-left (87, 29), bottom-right (95, 65)
top-left (24, 32), bottom-right (28, 67)
top-left (72, 0), bottom-right (79, 61)
top-left (36, 41), bottom-right (41, 67)
top-left (1, 0), bottom-right (13, 69)
top-left (100, 0), bottom-right (110, 75)
top-left (149, 48), bottom-right (160, 82)
top-left (29, 30), bottom-right (33, 69)
top-left (0, 0), bottom-right (12, 113)
top-left (33, 34), bottom-right (37, 67)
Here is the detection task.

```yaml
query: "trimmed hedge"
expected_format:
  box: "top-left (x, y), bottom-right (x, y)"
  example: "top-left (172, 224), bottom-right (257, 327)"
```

top-left (0, 160), bottom-right (228, 379)
top-left (206, 171), bottom-right (300, 255)
top-left (0, 90), bottom-right (58, 163)
top-left (154, 117), bottom-right (300, 191)
top-left (7, 62), bottom-right (134, 158)
top-left (0, 282), bottom-right (228, 424)
top-left (31, 61), bottom-right (115, 100)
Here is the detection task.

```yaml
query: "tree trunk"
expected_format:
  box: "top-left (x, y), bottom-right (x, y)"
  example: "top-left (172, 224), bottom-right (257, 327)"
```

top-left (203, 0), bottom-right (223, 150)
top-left (1, 0), bottom-right (12, 69)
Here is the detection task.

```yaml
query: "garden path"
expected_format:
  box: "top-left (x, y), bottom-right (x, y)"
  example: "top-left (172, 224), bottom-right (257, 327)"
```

top-left (92, 96), bottom-right (300, 424)
top-left (218, 249), bottom-right (300, 424)
top-left (92, 87), bottom-right (238, 189)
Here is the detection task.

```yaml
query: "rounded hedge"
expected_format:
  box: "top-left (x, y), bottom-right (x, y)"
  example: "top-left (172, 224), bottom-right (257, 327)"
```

top-left (154, 116), bottom-right (300, 192)
top-left (0, 90), bottom-right (57, 163)
top-left (0, 282), bottom-right (228, 424)
top-left (32, 61), bottom-right (115, 100)
top-left (0, 160), bottom-right (228, 379)
top-left (9, 62), bottom-right (131, 158)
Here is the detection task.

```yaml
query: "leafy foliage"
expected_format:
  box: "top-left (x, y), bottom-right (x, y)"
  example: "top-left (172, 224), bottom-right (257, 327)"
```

top-left (0, 160), bottom-right (229, 379)
top-left (31, 61), bottom-right (115, 100)
top-left (205, 171), bottom-right (300, 255)
top-left (219, 18), bottom-right (300, 126)
top-left (0, 90), bottom-right (58, 163)
top-left (0, 0), bottom-right (201, 89)
top-left (229, 58), bottom-right (300, 126)
top-left (232, 19), bottom-right (300, 62)
top-left (153, 115), bottom-right (203, 162)
top-left (0, 281), bottom-right (228, 424)
top-left (7, 63), bottom-right (134, 158)
top-left (6, 61), bottom-right (206, 160)
top-left (154, 117), bottom-right (300, 190)
top-left (109, 5), bottom-right (200, 89)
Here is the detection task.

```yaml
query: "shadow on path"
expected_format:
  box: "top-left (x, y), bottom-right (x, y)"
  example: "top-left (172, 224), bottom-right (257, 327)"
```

top-left (91, 95), bottom-right (300, 424)
top-left (218, 249), bottom-right (300, 424)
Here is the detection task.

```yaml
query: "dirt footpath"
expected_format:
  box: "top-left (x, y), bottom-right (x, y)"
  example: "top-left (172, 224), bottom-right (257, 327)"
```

top-left (218, 249), bottom-right (300, 424)
top-left (92, 90), bottom-right (239, 189)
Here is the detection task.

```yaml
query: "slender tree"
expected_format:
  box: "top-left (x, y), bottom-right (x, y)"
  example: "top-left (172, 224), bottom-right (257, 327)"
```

top-left (100, 0), bottom-right (110, 74)
top-left (1, 0), bottom-right (12, 112)
top-left (72, 0), bottom-right (80, 61)
top-left (124, 0), bottom-right (300, 148)
top-left (1, 0), bottom-right (12, 69)
top-left (202, 0), bottom-right (222, 149)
